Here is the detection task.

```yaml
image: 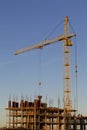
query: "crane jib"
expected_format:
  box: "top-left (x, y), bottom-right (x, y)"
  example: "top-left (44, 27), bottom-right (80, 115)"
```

top-left (14, 33), bottom-right (76, 55)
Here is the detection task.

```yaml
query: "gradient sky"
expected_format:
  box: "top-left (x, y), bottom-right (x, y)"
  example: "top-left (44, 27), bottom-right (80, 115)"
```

top-left (0, 0), bottom-right (87, 127)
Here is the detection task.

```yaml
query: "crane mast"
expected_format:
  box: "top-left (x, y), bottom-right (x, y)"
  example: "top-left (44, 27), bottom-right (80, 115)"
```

top-left (63, 16), bottom-right (72, 111)
top-left (14, 16), bottom-right (76, 113)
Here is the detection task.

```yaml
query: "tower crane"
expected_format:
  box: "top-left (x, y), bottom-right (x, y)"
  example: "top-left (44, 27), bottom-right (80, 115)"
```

top-left (14, 16), bottom-right (76, 112)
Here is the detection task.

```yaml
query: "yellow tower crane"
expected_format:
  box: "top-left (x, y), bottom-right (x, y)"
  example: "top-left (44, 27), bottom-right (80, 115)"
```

top-left (14, 16), bottom-right (76, 112)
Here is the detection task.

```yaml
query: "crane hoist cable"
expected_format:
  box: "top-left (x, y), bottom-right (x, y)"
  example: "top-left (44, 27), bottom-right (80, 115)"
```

top-left (69, 20), bottom-right (78, 113)
top-left (38, 49), bottom-right (42, 96)
top-left (75, 36), bottom-right (78, 113)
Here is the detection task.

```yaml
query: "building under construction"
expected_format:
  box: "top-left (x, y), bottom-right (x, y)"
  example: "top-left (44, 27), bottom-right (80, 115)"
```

top-left (5, 16), bottom-right (87, 130)
top-left (6, 95), bottom-right (87, 130)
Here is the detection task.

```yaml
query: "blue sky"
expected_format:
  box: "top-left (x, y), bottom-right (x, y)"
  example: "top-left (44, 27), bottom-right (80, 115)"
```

top-left (0, 0), bottom-right (87, 127)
